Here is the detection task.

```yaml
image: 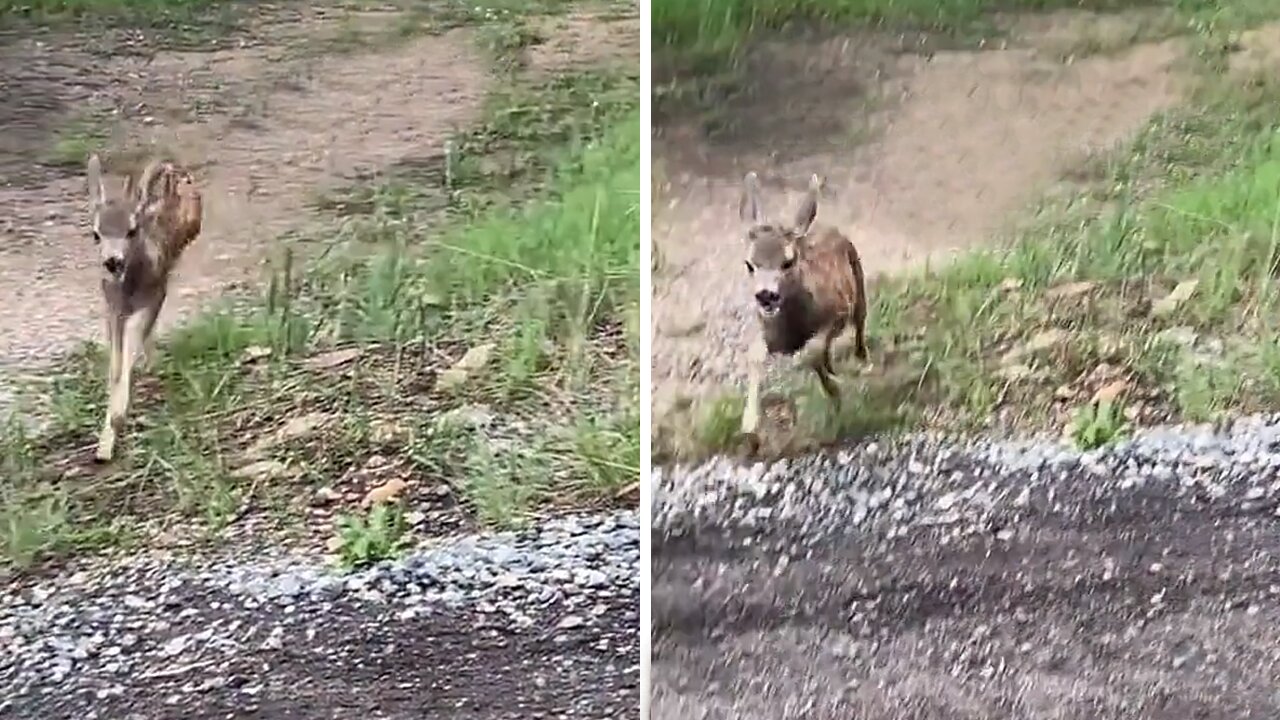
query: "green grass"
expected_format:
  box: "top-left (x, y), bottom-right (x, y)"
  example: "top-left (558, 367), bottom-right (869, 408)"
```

top-left (655, 0), bottom-right (1159, 62)
top-left (0, 0), bottom-right (221, 18)
top-left (1071, 397), bottom-right (1128, 450)
top-left (42, 112), bottom-right (112, 168)
top-left (654, 0), bottom-right (1280, 57)
top-left (0, 0), bottom-right (242, 42)
top-left (1, 61), bottom-right (639, 570)
top-left (333, 503), bottom-right (409, 569)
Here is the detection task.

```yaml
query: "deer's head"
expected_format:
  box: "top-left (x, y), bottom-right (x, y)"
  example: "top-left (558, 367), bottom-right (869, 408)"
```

top-left (739, 172), bottom-right (821, 318)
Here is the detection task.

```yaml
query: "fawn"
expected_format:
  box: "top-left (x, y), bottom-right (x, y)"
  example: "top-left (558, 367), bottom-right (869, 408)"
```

top-left (86, 153), bottom-right (203, 463)
top-left (738, 171), bottom-right (869, 441)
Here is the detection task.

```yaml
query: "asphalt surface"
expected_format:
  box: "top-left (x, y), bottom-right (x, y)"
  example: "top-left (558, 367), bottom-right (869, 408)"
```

top-left (650, 424), bottom-right (1280, 719)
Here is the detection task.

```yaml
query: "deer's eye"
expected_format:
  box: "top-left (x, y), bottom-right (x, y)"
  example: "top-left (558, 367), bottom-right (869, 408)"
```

top-left (125, 227), bottom-right (139, 240)
top-left (744, 261), bottom-right (755, 274)
top-left (780, 258), bottom-right (796, 271)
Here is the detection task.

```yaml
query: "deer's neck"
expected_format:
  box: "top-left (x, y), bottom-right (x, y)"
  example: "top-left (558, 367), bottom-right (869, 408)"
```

top-left (761, 287), bottom-right (818, 356)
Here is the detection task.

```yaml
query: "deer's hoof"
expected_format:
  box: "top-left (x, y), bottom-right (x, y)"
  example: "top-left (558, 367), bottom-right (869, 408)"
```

top-left (94, 430), bottom-right (116, 464)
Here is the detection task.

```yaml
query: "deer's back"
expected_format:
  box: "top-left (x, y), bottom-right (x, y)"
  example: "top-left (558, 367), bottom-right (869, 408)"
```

top-left (800, 225), bottom-right (863, 318)
top-left (152, 167), bottom-right (204, 270)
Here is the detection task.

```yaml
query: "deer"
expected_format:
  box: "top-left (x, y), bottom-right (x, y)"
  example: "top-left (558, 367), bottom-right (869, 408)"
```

top-left (738, 171), bottom-right (869, 443)
top-left (86, 153), bottom-right (204, 463)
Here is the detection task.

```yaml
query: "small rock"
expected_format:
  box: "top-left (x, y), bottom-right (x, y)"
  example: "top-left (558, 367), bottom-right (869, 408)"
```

top-left (240, 345), bottom-right (272, 363)
top-left (235, 459), bottom-right (289, 480)
top-left (1152, 279), bottom-right (1199, 317)
top-left (306, 347), bottom-right (363, 370)
top-left (1046, 280), bottom-right (1096, 300)
top-left (313, 486), bottom-right (341, 506)
top-left (160, 635), bottom-right (189, 658)
top-left (1093, 379), bottom-right (1129, 404)
top-left (437, 343), bottom-right (496, 391)
top-left (248, 413), bottom-right (329, 457)
top-left (556, 615), bottom-right (586, 630)
top-left (362, 478), bottom-right (409, 508)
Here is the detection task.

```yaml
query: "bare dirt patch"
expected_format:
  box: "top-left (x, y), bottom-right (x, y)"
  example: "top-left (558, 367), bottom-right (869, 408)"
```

top-left (652, 14), bottom-right (1187, 416)
top-left (526, 5), bottom-right (639, 75)
top-left (0, 13), bottom-right (487, 368)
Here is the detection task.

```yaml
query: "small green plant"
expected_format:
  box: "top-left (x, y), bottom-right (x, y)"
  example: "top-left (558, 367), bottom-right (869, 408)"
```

top-left (695, 394), bottom-right (744, 451)
top-left (1071, 398), bottom-right (1129, 451)
top-left (1, 489), bottom-right (70, 569)
top-left (332, 503), bottom-right (408, 569)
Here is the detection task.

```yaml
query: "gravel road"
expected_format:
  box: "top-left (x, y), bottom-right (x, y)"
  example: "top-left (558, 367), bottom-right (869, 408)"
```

top-left (1, 511), bottom-right (640, 720)
top-left (651, 416), bottom-right (1280, 719)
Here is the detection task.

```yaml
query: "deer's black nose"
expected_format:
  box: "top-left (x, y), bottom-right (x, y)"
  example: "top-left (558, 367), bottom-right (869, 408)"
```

top-left (103, 256), bottom-right (124, 275)
top-left (755, 289), bottom-right (781, 308)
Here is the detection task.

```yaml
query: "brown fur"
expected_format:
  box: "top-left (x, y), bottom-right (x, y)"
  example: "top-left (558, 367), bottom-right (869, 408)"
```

top-left (87, 154), bottom-right (204, 463)
top-left (738, 172), bottom-right (869, 439)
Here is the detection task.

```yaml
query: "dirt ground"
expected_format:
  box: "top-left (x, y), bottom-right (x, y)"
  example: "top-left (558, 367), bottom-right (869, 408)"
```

top-left (0, 11), bottom-right (487, 368)
top-left (651, 12), bottom-right (1194, 416)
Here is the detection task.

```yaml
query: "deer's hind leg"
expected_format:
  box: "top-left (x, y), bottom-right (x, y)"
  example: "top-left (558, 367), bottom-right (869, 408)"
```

top-left (852, 297), bottom-right (869, 362)
top-left (139, 288), bottom-right (166, 372)
top-left (811, 320), bottom-right (846, 409)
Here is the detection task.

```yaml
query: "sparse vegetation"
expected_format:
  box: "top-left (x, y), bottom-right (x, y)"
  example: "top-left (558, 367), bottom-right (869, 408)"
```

top-left (655, 0), bottom-right (1165, 66)
top-left (0, 3), bottom-right (638, 570)
top-left (1071, 398), bottom-right (1129, 450)
top-left (0, 0), bottom-right (245, 46)
top-left (333, 502), bottom-right (409, 569)
top-left (42, 112), bottom-right (113, 168)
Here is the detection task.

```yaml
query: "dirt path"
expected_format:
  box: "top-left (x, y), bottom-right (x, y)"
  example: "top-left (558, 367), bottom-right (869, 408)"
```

top-left (652, 14), bottom-right (1186, 414)
top-left (0, 11), bottom-right (488, 369)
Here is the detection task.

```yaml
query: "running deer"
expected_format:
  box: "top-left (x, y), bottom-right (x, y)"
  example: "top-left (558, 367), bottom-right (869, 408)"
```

top-left (86, 153), bottom-right (203, 462)
top-left (738, 171), bottom-right (869, 441)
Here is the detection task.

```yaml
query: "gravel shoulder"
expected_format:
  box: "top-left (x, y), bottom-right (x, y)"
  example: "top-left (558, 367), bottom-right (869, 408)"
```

top-left (651, 418), bottom-right (1280, 718)
top-left (2, 511), bottom-right (640, 720)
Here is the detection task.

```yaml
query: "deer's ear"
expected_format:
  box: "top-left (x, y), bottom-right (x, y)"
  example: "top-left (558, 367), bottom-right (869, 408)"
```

top-left (133, 159), bottom-right (170, 215)
top-left (793, 174), bottom-right (821, 236)
top-left (87, 154), bottom-right (105, 209)
top-left (740, 171), bottom-right (764, 224)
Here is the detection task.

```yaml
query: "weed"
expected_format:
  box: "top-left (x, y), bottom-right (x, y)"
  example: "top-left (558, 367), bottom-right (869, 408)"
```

top-left (43, 113), bottom-right (112, 168)
top-left (694, 395), bottom-right (744, 453)
top-left (1071, 398), bottom-right (1128, 450)
top-left (333, 503), bottom-right (408, 569)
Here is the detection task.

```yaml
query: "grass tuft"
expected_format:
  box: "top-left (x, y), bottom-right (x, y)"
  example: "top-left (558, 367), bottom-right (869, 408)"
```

top-left (333, 503), bottom-right (408, 569)
top-left (1071, 398), bottom-right (1128, 450)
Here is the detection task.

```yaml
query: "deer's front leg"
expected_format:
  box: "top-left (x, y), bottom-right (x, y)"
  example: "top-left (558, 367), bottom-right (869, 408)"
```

top-left (96, 311), bottom-right (146, 463)
top-left (95, 312), bottom-right (125, 463)
top-left (742, 336), bottom-right (768, 437)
